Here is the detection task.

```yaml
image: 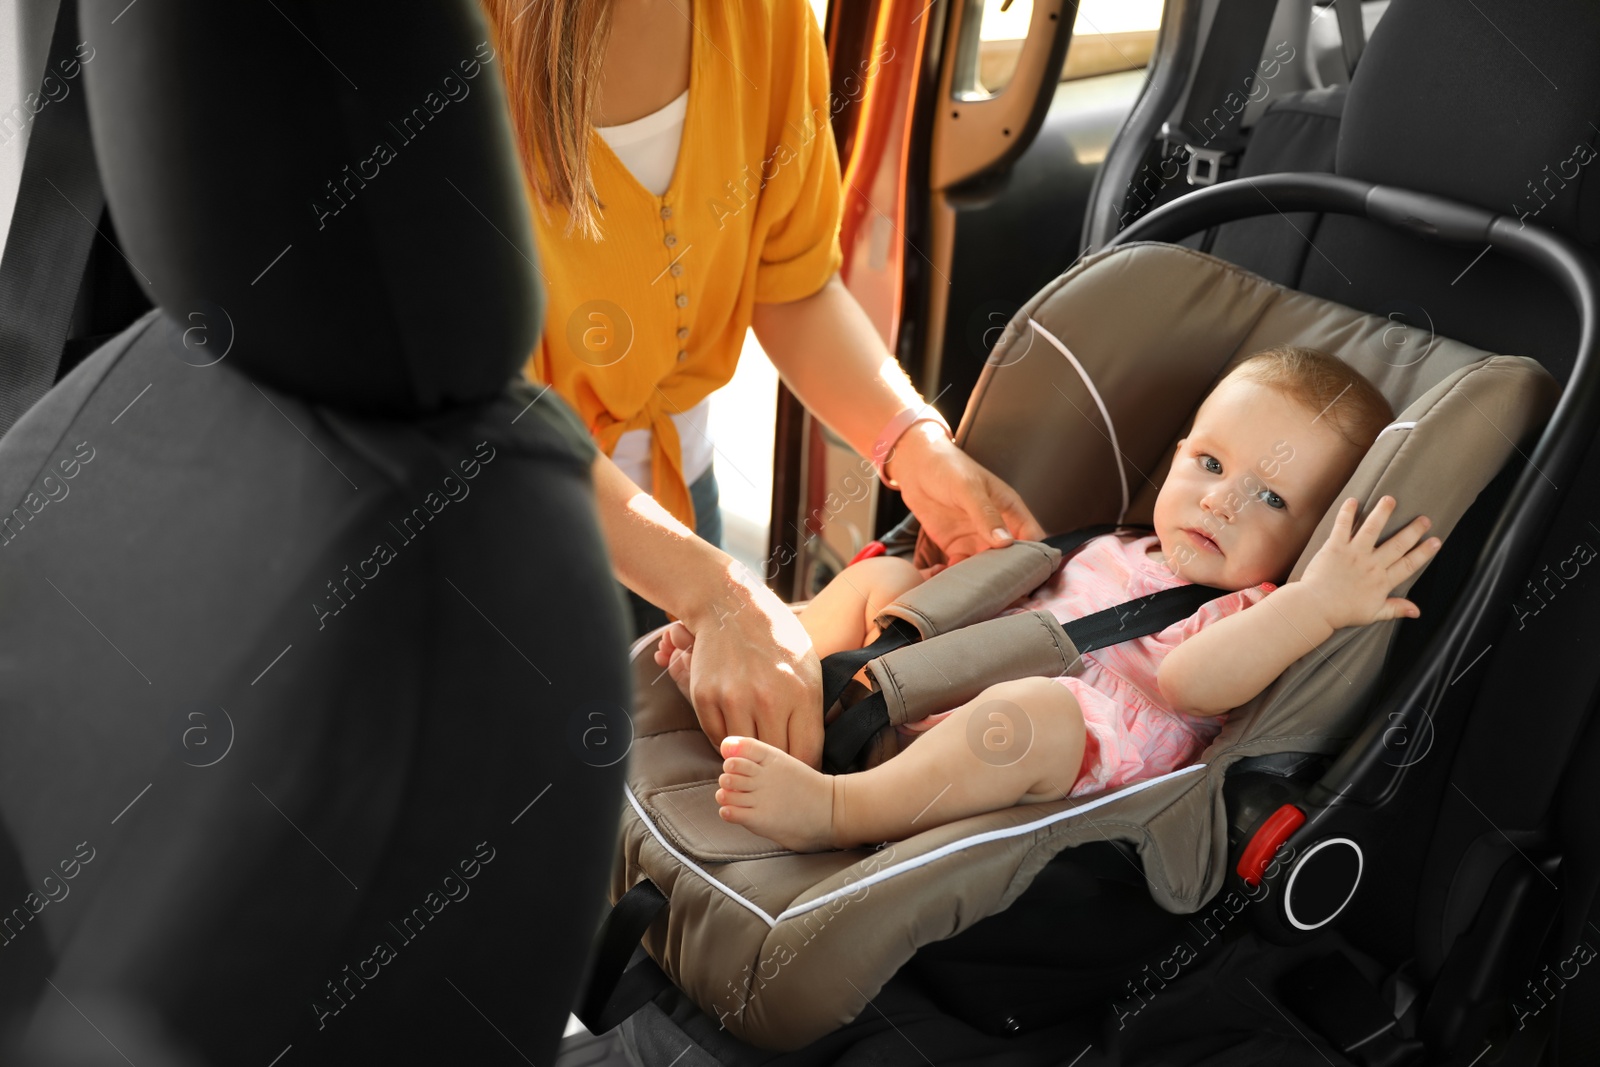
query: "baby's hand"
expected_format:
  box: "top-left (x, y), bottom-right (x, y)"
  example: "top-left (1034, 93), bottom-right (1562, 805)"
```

top-left (1299, 495), bottom-right (1440, 630)
top-left (1300, 496), bottom-right (1442, 630)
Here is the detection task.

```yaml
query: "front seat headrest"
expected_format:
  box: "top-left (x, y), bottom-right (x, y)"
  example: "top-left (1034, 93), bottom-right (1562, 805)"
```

top-left (1337, 0), bottom-right (1600, 246)
top-left (80, 0), bottom-right (541, 416)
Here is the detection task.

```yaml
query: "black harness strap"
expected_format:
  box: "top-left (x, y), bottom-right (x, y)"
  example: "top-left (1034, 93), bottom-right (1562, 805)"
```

top-left (823, 578), bottom-right (1231, 773)
top-left (820, 525), bottom-right (1234, 773)
top-left (574, 878), bottom-right (671, 1035)
top-left (820, 617), bottom-right (920, 714)
top-left (818, 526), bottom-right (1129, 715)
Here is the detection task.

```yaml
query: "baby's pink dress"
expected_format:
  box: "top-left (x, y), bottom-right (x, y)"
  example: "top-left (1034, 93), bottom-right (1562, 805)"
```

top-left (898, 532), bottom-right (1274, 798)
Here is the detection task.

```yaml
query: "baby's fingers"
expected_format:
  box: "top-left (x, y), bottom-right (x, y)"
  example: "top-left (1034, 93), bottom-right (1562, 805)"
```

top-left (1388, 534), bottom-right (1443, 580)
top-left (1330, 497), bottom-right (1359, 538)
top-left (1376, 512), bottom-right (1433, 559)
top-left (667, 648), bottom-right (693, 692)
top-left (1375, 597), bottom-right (1421, 622)
top-left (1355, 495), bottom-right (1398, 549)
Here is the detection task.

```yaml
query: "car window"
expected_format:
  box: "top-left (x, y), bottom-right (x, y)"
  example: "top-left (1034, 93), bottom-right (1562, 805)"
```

top-left (1061, 0), bottom-right (1164, 80)
top-left (966, 0), bottom-right (1164, 90)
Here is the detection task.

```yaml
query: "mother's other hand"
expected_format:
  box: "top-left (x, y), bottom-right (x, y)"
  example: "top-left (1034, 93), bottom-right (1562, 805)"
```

top-left (887, 422), bottom-right (1046, 565)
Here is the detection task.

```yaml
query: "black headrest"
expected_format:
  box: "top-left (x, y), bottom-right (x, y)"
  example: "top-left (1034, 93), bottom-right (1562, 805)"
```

top-left (1338, 0), bottom-right (1600, 246)
top-left (80, 0), bottom-right (540, 416)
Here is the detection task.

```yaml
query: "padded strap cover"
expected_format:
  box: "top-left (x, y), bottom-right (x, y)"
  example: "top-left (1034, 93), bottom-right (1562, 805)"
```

top-left (865, 610), bottom-right (1078, 727)
top-left (877, 540), bottom-right (1061, 638)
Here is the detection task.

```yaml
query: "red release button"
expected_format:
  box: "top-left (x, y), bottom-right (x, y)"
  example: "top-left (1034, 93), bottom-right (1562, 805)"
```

top-left (1236, 803), bottom-right (1306, 887)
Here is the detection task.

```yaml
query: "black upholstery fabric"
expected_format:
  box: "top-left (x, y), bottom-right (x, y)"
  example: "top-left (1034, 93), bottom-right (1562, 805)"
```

top-left (1207, 87), bottom-right (1345, 285)
top-left (0, 0), bottom-right (630, 1063)
top-left (79, 0), bottom-right (542, 417)
top-left (1337, 0), bottom-right (1600, 245)
top-left (0, 312), bottom-right (628, 1067)
top-left (1209, 0), bottom-right (1600, 372)
top-left (1296, 214), bottom-right (1583, 378)
top-left (1290, 0), bottom-right (1600, 373)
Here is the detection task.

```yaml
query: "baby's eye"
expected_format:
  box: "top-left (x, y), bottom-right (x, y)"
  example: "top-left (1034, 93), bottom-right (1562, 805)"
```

top-left (1257, 488), bottom-right (1286, 510)
top-left (1199, 454), bottom-right (1222, 474)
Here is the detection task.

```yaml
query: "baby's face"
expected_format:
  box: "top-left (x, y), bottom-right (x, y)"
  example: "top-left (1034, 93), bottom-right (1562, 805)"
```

top-left (1151, 378), bottom-right (1363, 590)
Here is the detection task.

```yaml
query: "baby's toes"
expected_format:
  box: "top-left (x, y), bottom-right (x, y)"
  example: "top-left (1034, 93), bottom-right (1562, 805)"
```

top-left (715, 785), bottom-right (757, 809)
top-left (720, 735), bottom-right (779, 763)
top-left (723, 755), bottom-right (758, 780)
top-left (718, 801), bottom-right (756, 824)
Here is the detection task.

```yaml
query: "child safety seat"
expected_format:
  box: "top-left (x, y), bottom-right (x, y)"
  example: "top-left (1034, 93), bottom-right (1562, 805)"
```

top-left (587, 214), bottom-right (1572, 1052)
top-left (583, 0), bottom-right (1600, 1061)
top-left (0, 2), bottom-right (629, 1065)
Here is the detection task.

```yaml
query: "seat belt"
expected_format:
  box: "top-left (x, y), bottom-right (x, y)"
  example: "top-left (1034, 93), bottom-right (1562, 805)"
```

top-left (0, 0), bottom-right (104, 438)
top-left (1334, 0), bottom-right (1366, 78)
top-left (1158, 0), bottom-right (1280, 188)
top-left (821, 525), bottom-right (1232, 773)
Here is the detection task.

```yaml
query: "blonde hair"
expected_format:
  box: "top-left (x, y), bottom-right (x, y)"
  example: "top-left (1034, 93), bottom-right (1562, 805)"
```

top-left (1221, 345), bottom-right (1394, 452)
top-left (479, 0), bottom-right (613, 240)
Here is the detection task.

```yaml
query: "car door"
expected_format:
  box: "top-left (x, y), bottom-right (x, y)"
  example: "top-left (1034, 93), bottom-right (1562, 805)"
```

top-left (771, 0), bottom-right (1165, 599)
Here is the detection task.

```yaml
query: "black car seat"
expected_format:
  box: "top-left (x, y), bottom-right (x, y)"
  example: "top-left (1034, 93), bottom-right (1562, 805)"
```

top-left (1204, 84), bottom-right (1345, 284)
top-left (608, 1), bottom-right (1600, 1064)
top-left (0, 2), bottom-right (629, 1065)
top-left (1203, 0), bottom-right (1600, 1059)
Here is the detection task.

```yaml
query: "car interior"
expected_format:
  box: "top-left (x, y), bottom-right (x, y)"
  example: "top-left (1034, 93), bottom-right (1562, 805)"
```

top-left (0, 0), bottom-right (1597, 1065)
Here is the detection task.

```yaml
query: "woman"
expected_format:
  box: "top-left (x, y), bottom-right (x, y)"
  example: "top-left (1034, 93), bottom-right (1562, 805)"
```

top-left (482, 0), bottom-right (1043, 767)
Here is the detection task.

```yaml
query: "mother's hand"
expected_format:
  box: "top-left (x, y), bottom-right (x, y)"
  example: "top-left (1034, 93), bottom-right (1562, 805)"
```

top-left (682, 564), bottom-right (825, 769)
top-left (886, 422), bottom-right (1046, 564)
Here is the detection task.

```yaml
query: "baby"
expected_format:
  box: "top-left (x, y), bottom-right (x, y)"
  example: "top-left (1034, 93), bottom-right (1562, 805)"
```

top-left (657, 345), bottom-right (1442, 853)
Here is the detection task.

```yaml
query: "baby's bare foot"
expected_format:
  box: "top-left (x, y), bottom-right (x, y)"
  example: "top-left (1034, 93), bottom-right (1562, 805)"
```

top-left (716, 736), bottom-right (840, 852)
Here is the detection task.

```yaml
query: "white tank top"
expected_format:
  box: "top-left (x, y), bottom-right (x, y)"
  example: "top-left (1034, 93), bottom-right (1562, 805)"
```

top-left (595, 91), bottom-right (715, 495)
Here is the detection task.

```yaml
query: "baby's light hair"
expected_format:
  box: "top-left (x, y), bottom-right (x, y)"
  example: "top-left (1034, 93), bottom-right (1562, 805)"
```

top-left (1220, 345), bottom-right (1394, 452)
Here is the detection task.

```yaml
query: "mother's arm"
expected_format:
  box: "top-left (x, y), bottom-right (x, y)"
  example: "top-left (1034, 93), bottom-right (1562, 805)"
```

top-left (752, 274), bottom-right (1045, 563)
top-left (591, 451), bottom-right (825, 767)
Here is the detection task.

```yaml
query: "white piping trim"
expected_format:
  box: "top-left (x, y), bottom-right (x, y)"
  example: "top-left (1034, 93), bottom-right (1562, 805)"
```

top-left (624, 764), bottom-right (1208, 929)
top-left (624, 785), bottom-right (778, 928)
top-left (1027, 318), bottom-right (1130, 524)
top-left (1376, 421), bottom-right (1417, 436)
top-left (775, 763), bottom-right (1204, 923)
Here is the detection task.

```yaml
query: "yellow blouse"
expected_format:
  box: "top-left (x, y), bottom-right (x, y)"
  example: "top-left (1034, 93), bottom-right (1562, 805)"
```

top-left (525, 0), bottom-right (845, 531)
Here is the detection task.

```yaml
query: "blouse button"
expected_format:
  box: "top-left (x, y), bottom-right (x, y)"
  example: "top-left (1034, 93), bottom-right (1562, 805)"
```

top-left (664, 234), bottom-right (677, 247)
top-left (670, 263), bottom-right (684, 278)
top-left (660, 206), bottom-right (673, 219)
top-left (675, 294), bottom-right (689, 308)
top-left (676, 349), bottom-right (689, 363)
top-left (676, 327), bottom-right (690, 340)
